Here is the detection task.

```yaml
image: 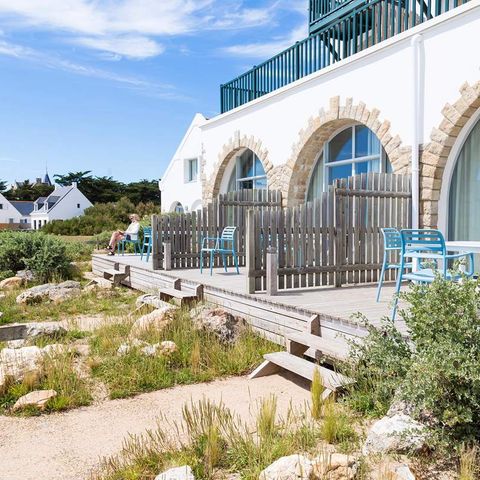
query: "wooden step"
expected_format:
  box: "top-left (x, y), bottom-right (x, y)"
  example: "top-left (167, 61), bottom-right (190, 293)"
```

top-left (250, 351), bottom-right (353, 392)
top-left (159, 287), bottom-right (197, 306)
top-left (287, 331), bottom-right (349, 361)
top-left (103, 266), bottom-right (130, 286)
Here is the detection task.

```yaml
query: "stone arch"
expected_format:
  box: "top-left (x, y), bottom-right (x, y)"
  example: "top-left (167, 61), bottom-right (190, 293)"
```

top-left (420, 81), bottom-right (480, 228)
top-left (282, 96), bottom-right (410, 206)
top-left (202, 132), bottom-right (275, 204)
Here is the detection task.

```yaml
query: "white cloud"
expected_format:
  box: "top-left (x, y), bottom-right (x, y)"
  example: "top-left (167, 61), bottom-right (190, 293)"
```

top-left (74, 35), bottom-right (165, 59)
top-left (0, 39), bottom-right (187, 100)
top-left (0, 0), bottom-right (282, 59)
top-left (222, 25), bottom-right (307, 59)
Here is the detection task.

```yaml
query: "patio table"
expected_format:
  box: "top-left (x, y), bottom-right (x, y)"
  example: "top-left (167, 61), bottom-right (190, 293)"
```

top-left (445, 241), bottom-right (480, 253)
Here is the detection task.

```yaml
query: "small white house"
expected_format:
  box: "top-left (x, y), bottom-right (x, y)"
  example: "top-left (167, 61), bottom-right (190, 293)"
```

top-left (30, 183), bottom-right (93, 230)
top-left (0, 193), bottom-right (32, 228)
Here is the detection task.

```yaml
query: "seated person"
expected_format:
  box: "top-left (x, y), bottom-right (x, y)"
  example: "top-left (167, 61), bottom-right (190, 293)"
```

top-left (107, 214), bottom-right (140, 255)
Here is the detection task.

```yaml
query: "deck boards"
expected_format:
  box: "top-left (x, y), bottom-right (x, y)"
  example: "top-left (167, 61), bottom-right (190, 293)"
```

top-left (92, 253), bottom-right (408, 345)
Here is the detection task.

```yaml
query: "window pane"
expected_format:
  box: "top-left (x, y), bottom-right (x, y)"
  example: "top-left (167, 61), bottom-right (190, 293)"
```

top-left (449, 118), bottom-right (480, 243)
top-left (255, 157), bottom-right (266, 177)
top-left (355, 125), bottom-right (380, 157)
top-left (355, 158), bottom-right (379, 175)
top-left (328, 163), bottom-right (352, 184)
top-left (238, 179), bottom-right (254, 189)
top-left (239, 150), bottom-right (254, 178)
top-left (254, 177), bottom-right (267, 189)
top-left (329, 127), bottom-right (353, 162)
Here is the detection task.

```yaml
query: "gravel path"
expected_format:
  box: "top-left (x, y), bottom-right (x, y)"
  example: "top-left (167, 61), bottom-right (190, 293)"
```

top-left (0, 374), bottom-right (310, 480)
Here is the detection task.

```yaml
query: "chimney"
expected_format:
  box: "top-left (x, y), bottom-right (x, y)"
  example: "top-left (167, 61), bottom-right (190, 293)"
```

top-left (72, 182), bottom-right (78, 188)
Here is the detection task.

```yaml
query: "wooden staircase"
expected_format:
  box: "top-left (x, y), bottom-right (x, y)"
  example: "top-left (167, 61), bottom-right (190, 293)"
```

top-left (250, 314), bottom-right (353, 399)
top-left (159, 279), bottom-right (203, 307)
top-left (102, 264), bottom-right (130, 286)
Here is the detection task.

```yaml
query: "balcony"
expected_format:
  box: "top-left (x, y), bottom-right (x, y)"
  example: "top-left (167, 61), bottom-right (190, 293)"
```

top-left (220, 0), bottom-right (468, 113)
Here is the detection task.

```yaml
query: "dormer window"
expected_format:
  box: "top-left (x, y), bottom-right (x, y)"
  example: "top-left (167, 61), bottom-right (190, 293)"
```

top-left (77, 203), bottom-right (80, 208)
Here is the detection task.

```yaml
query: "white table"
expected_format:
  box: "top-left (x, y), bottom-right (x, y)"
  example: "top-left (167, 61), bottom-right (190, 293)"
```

top-left (445, 241), bottom-right (480, 253)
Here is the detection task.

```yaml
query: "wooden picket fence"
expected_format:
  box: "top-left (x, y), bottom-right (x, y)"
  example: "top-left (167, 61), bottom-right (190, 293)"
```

top-left (151, 189), bottom-right (282, 270)
top-left (152, 172), bottom-right (411, 293)
top-left (245, 173), bottom-right (412, 292)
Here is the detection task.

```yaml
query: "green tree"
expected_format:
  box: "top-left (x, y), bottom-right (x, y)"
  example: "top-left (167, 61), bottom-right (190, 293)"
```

top-left (53, 171), bottom-right (93, 187)
top-left (0, 179), bottom-right (7, 192)
top-left (124, 179), bottom-right (160, 204)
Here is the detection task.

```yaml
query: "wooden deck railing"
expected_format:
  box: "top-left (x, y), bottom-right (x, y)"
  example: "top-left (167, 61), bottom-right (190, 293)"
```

top-left (152, 173), bottom-right (411, 294)
top-left (221, 0), bottom-right (468, 112)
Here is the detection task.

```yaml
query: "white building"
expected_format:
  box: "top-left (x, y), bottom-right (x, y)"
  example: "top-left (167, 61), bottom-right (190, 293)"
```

top-left (30, 183), bottom-right (93, 230)
top-left (160, 0), bottom-right (480, 243)
top-left (0, 193), bottom-right (32, 228)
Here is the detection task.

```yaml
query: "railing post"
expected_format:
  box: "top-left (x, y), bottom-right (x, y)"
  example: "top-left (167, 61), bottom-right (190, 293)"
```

top-left (164, 241), bottom-right (172, 271)
top-left (266, 246), bottom-right (278, 296)
top-left (246, 209), bottom-right (256, 294)
top-left (151, 215), bottom-right (162, 270)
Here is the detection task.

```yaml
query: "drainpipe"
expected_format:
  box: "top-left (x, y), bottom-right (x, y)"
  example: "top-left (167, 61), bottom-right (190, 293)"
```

top-left (411, 34), bottom-right (423, 229)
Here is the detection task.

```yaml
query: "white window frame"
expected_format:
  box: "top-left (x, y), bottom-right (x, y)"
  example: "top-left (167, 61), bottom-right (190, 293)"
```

top-left (185, 158), bottom-right (198, 183)
top-left (234, 150), bottom-right (267, 191)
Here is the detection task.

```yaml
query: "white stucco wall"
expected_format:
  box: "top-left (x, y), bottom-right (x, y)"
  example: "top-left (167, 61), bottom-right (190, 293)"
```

top-left (0, 193), bottom-right (21, 224)
top-left (161, 2), bottom-right (480, 209)
top-left (160, 113), bottom-right (206, 213)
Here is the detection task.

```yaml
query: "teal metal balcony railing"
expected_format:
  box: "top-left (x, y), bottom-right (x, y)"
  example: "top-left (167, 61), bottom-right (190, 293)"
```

top-left (310, 0), bottom-right (365, 33)
top-left (220, 0), bottom-right (468, 113)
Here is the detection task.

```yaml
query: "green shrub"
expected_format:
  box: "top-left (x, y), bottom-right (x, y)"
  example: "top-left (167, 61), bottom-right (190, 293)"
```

top-left (42, 197), bottom-right (160, 236)
top-left (346, 276), bottom-right (480, 443)
top-left (0, 232), bottom-right (72, 282)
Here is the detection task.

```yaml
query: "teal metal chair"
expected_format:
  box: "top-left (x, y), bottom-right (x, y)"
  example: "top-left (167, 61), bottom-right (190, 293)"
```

top-left (391, 229), bottom-right (475, 319)
top-left (376, 228), bottom-right (413, 302)
top-left (140, 226), bottom-right (152, 262)
top-left (200, 226), bottom-right (240, 275)
top-left (118, 232), bottom-right (140, 256)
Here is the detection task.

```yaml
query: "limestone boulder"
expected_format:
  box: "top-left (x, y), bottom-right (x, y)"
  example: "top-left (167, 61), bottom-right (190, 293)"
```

top-left (190, 305), bottom-right (246, 344)
top-left (42, 343), bottom-right (68, 357)
top-left (16, 282), bottom-right (81, 305)
top-left (259, 454), bottom-right (313, 480)
top-left (0, 346), bottom-right (43, 390)
top-left (155, 466), bottom-right (195, 480)
top-left (136, 293), bottom-right (169, 309)
top-left (25, 322), bottom-right (67, 339)
top-left (6, 339), bottom-right (27, 349)
top-left (312, 453), bottom-right (357, 480)
top-left (130, 304), bottom-right (178, 337)
top-left (0, 276), bottom-right (24, 290)
top-left (16, 270), bottom-right (35, 282)
top-left (363, 413), bottom-right (427, 455)
top-left (12, 389), bottom-right (57, 412)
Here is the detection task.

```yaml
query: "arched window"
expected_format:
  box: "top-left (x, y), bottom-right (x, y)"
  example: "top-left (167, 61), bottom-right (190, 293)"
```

top-left (228, 149), bottom-right (267, 191)
top-left (307, 124), bottom-right (391, 201)
top-left (448, 117), bottom-right (480, 241)
top-left (172, 201), bottom-right (184, 214)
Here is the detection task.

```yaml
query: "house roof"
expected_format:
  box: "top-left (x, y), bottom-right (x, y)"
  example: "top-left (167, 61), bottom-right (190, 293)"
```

top-left (31, 184), bottom-right (91, 216)
top-left (10, 201), bottom-right (34, 216)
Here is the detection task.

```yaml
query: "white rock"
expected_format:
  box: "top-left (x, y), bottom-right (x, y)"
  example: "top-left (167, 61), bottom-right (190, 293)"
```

top-left (117, 343), bottom-right (131, 356)
top-left (16, 282), bottom-right (81, 305)
top-left (130, 305), bottom-right (178, 337)
top-left (16, 284), bottom-right (54, 304)
top-left (0, 292), bottom-right (5, 299)
top-left (0, 346), bottom-right (43, 389)
top-left (136, 294), bottom-right (170, 309)
top-left (394, 464), bottom-right (416, 480)
top-left (159, 340), bottom-right (177, 355)
top-left (42, 344), bottom-right (67, 357)
top-left (6, 339), bottom-right (27, 349)
top-left (155, 466), bottom-right (195, 480)
top-left (141, 344), bottom-right (159, 357)
top-left (191, 306), bottom-right (245, 344)
top-left (25, 322), bottom-right (67, 339)
top-left (12, 389), bottom-right (57, 412)
top-left (363, 414), bottom-right (426, 455)
top-left (0, 277), bottom-right (23, 290)
top-left (259, 455), bottom-right (313, 480)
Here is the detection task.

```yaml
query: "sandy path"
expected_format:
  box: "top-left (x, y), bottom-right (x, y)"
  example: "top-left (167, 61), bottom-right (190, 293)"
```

top-left (0, 374), bottom-right (310, 480)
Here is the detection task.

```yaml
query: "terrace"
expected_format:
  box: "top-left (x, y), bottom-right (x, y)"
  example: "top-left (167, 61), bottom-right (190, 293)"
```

top-left (220, 0), bottom-right (469, 112)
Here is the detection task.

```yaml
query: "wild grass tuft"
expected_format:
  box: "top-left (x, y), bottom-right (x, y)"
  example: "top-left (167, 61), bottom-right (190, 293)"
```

top-left (92, 396), bottom-right (323, 480)
top-left (310, 367), bottom-right (325, 420)
top-left (459, 445), bottom-right (478, 480)
top-left (90, 308), bottom-right (276, 399)
top-left (320, 399), bottom-right (357, 449)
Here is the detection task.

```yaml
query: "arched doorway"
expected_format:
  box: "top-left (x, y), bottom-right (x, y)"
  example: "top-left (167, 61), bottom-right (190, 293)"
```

top-left (307, 124), bottom-right (392, 201)
top-left (171, 201), bottom-right (184, 213)
top-left (223, 148), bottom-right (268, 193)
top-left (447, 113), bottom-right (480, 241)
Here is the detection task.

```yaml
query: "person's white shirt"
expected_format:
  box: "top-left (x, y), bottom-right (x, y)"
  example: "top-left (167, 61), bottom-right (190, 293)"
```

top-left (125, 221), bottom-right (140, 237)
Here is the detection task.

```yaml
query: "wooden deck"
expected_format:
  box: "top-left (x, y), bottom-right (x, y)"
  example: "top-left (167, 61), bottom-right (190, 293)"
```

top-left (92, 253), bottom-right (407, 347)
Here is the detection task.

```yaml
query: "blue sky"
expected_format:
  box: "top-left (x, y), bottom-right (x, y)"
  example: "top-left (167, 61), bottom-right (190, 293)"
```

top-left (0, 0), bottom-right (307, 186)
